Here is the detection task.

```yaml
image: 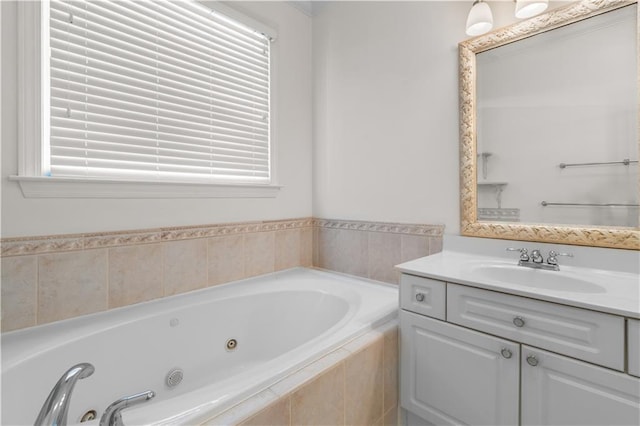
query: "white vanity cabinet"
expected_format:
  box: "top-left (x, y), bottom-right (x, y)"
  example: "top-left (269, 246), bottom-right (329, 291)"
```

top-left (399, 273), bottom-right (640, 426)
top-left (521, 346), bottom-right (640, 426)
top-left (400, 311), bottom-right (519, 425)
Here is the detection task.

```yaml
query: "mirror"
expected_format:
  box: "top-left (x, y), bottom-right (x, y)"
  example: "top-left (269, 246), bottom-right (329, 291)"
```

top-left (459, 0), bottom-right (640, 250)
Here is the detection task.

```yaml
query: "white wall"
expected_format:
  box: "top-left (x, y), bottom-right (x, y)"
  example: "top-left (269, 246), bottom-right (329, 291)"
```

top-left (311, 1), bottom-right (536, 235)
top-left (1, 1), bottom-right (312, 238)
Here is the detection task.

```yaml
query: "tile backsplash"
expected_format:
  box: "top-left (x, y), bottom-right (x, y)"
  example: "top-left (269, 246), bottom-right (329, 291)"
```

top-left (1, 218), bottom-right (443, 332)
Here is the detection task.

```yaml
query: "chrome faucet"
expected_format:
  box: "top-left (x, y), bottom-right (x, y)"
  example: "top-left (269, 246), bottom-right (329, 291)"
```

top-left (34, 363), bottom-right (95, 426)
top-left (530, 249), bottom-right (544, 263)
top-left (100, 390), bottom-right (155, 426)
top-left (506, 248), bottom-right (573, 271)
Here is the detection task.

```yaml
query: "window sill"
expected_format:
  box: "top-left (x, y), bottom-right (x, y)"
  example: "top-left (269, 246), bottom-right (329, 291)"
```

top-left (9, 176), bottom-right (282, 199)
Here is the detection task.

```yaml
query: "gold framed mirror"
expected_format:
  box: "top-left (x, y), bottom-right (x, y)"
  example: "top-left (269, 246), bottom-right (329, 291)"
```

top-left (459, 0), bottom-right (640, 250)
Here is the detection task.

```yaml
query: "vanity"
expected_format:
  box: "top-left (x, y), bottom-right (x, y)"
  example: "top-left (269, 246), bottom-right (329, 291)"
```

top-left (397, 236), bottom-right (640, 426)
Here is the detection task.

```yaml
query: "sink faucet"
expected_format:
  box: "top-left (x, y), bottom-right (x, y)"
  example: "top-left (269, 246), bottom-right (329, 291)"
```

top-left (100, 390), bottom-right (155, 426)
top-left (531, 249), bottom-right (544, 263)
top-left (34, 363), bottom-right (95, 426)
top-left (506, 248), bottom-right (573, 271)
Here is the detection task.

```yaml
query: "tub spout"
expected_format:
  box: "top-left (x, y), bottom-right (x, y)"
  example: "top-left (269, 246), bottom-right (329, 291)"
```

top-left (100, 390), bottom-right (155, 426)
top-left (34, 362), bottom-right (95, 426)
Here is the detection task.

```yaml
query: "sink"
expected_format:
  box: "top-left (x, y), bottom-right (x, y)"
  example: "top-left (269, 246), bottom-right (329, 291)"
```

top-left (469, 264), bottom-right (607, 293)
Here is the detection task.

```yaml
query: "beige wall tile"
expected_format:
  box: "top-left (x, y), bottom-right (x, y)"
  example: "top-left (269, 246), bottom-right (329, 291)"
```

top-left (1, 256), bottom-right (37, 332)
top-left (383, 406), bottom-right (399, 426)
top-left (317, 228), bottom-right (369, 277)
top-left (245, 232), bottom-right (275, 277)
top-left (316, 227), bottom-right (340, 271)
top-left (383, 326), bottom-right (399, 414)
top-left (428, 236), bottom-right (443, 255)
top-left (300, 227), bottom-right (313, 267)
top-left (240, 397), bottom-right (291, 426)
top-left (275, 229), bottom-right (301, 271)
top-left (345, 337), bottom-right (384, 426)
top-left (368, 232), bottom-right (401, 284)
top-left (163, 239), bottom-right (207, 296)
top-left (38, 250), bottom-right (108, 324)
top-left (400, 234), bottom-right (430, 263)
top-left (108, 244), bottom-right (163, 308)
top-left (312, 226), bottom-right (319, 267)
top-left (208, 235), bottom-right (244, 285)
top-left (338, 230), bottom-right (368, 278)
top-left (291, 363), bottom-right (345, 426)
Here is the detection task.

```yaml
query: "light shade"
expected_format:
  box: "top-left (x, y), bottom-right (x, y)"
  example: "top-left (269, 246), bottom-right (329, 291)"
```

top-left (466, 0), bottom-right (494, 36)
top-left (515, 0), bottom-right (549, 19)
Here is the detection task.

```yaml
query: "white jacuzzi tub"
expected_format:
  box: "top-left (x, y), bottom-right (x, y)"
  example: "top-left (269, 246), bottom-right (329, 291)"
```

top-left (2, 267), bottom-right (398, 425)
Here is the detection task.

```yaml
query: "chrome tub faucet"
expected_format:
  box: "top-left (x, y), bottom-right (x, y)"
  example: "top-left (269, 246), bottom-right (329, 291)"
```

top-left (100, 390), bottom-right (155, 426)
top-left (34, 363), bottom-right (95, 426)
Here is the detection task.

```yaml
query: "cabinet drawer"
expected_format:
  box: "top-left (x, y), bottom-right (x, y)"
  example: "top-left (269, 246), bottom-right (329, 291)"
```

top-left (400, 274), bottom-right (446, 320)
top-left (447, 284), bottom-right (625, 370)
top-left (629, 319), bottom-right (640, 377)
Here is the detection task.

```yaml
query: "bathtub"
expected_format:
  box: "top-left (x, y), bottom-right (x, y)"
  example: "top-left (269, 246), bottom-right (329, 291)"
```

top-left (1, 267), bottom-right (398, 425)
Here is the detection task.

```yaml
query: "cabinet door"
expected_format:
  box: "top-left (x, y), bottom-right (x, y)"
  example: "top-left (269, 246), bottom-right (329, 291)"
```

top-left (400, 310), bottom-right (519, 426)
top-left (521, 346), bottom-right (640, 426)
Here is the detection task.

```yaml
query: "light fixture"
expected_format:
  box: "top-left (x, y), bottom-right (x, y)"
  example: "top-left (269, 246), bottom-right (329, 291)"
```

top-left (466, 0), bottom-right (494, 36)
top-left (465, 0), bottom-right (550, 37)
top-left (515, 0), bottom-right (549, 19)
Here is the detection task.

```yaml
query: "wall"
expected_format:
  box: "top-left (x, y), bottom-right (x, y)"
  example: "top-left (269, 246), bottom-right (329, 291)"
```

top-left (1, 1), bottom-right (313, 238)
top-left (311, 1), bottom-right (567, 235)
top-left (312, 1), bottom-right (466, 234)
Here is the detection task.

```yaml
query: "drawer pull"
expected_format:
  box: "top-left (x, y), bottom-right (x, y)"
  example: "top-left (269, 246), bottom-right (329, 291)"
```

top-left (526, 355), bottom-right (539, 367)
top-left (513, 316), bottom-right (526, 327)
top-left (415, 293), bottom-right (425, 302)
top-left (500, 348), bottom-right (513, 359)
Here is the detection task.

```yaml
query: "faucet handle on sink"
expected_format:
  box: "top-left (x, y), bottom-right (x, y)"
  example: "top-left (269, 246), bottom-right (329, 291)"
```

top-left (547, 250), bottom-right (573, 266)
top-left (506, 247), bottom-right (530, 262)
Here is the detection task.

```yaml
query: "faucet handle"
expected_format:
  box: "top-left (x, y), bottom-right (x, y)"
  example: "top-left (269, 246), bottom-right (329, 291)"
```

top-left (100, 390), bottom-right (155, 426)
top-left (547, 250), bottom-right (573, 265)
top-left (506, 247), bottom-right (529, 262)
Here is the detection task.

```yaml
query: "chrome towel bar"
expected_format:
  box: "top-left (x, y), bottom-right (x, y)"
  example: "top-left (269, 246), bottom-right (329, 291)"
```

top-left (541, 201), bottom-right (640, 207)
top-left (559, 159), bottom-right (638, 168)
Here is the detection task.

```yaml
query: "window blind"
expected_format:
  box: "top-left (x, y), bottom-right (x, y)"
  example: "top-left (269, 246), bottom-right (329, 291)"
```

top-left (47, 0), bottom-right (271, 184)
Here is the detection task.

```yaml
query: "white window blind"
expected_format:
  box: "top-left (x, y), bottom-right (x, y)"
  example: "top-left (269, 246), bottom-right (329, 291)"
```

top-left (46, 0), bottom-right (272, 184)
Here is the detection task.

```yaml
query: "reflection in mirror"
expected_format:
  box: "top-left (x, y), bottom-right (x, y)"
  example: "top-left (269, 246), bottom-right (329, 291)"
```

top-left (475, 4), bottom-right (638, 227)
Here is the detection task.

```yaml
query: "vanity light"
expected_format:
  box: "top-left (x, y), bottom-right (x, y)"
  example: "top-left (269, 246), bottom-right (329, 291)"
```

top-left (465, 0), bottom-right (549, 37)
top-left (466, 0), bottom-right (494, 36)
top-left (515, 0), bottom-right (549, 19)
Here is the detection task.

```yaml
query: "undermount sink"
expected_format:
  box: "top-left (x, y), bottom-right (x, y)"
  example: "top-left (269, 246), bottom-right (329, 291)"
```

top-left (469, 264), bottom-right (607, 293)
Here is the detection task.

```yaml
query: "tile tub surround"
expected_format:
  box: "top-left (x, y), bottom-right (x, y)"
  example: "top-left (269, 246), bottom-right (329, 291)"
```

top-left (1, 218), bottom-right (442, 332)
top-left (314, 219), bottom-right (444, 284)
top-left (0, 218), bottom-right (314, 332)
top-left (203, 321), bottom-right (399, 426)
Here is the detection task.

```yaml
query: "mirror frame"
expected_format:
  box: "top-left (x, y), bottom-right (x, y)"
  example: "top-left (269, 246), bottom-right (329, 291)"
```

top-left (459, 0), bottom-right (640, 250)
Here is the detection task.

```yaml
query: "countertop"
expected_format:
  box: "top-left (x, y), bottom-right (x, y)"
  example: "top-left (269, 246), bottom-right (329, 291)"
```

top-left (396, 250), bottom-right (640, 319)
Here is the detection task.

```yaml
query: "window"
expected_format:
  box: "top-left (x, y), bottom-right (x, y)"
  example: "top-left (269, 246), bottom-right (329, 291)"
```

top-left (14, 0), bottom-right (279, 197)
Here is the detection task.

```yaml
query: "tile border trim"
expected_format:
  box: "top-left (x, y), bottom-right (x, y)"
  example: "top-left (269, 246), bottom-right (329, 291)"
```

top-left (1, 217), bottom-right (443, 257)
top-left (1, 218), bottom-right (314, 257)
top-left (314, 218), bottom-right (444, 236)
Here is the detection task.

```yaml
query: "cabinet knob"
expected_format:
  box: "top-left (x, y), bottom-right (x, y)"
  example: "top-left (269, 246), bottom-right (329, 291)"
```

top-left (526, 355), bottom-right (539, 367)
top-left (513, 316), bottom-right (525, 327)
top-left (500, 348), bottom-right (513, 359)
top-left (415, 293), bottom-right (425, 302)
